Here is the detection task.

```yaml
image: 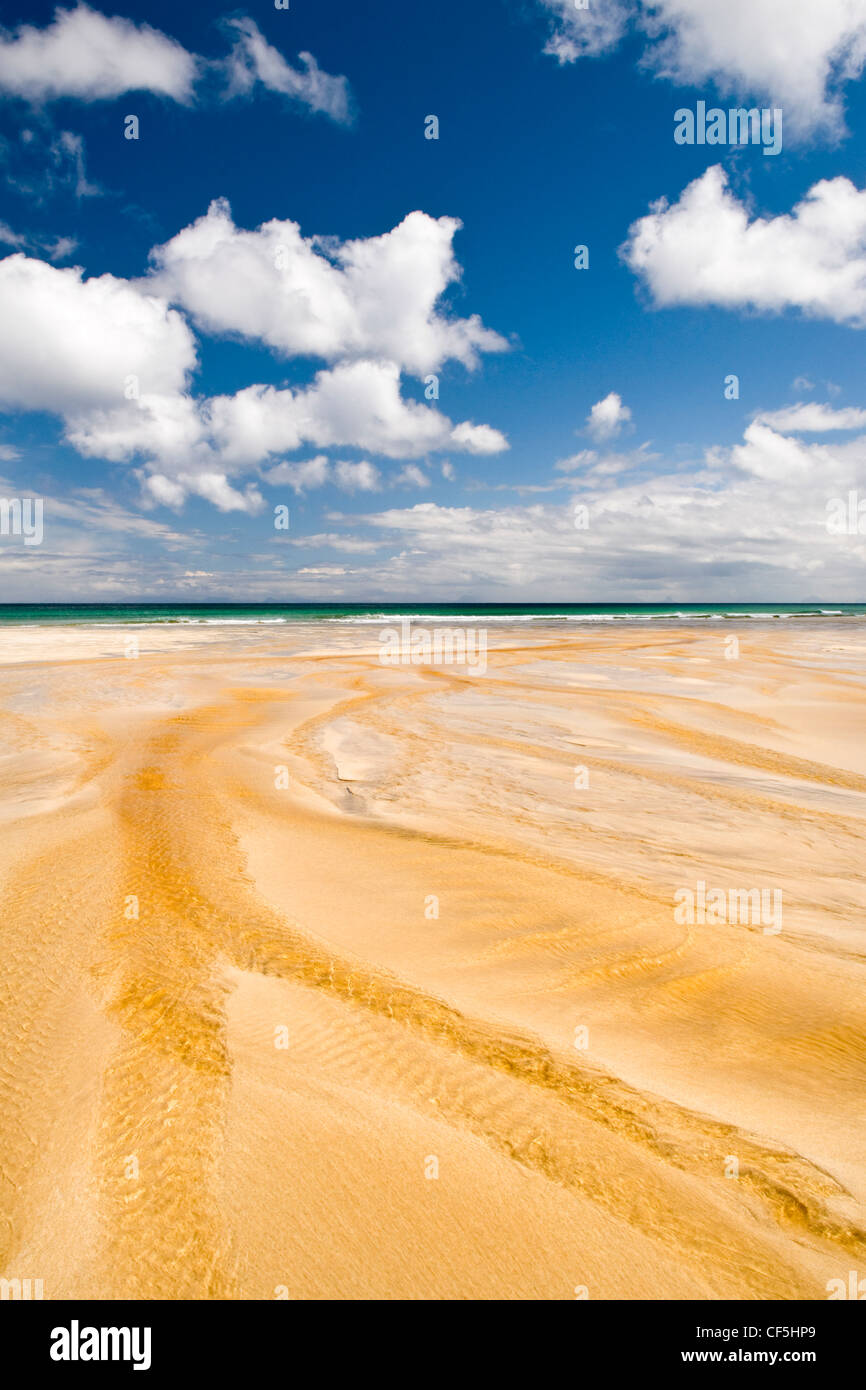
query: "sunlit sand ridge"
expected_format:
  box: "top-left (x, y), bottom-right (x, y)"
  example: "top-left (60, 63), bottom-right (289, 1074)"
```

top-left (0, 620), bottom-right (864, 1299)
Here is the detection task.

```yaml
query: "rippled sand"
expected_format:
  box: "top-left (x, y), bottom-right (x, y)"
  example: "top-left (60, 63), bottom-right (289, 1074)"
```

top-left (0, 620), bottom-right (864, 1299)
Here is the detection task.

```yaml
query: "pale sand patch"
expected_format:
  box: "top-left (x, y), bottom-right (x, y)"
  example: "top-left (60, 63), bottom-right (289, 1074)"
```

top-left (0, 621), bottom-right (864, 1298)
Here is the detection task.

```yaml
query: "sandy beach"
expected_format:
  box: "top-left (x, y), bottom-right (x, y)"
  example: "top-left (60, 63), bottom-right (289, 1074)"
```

top-left (0, 618), bottom-right (864, 1300)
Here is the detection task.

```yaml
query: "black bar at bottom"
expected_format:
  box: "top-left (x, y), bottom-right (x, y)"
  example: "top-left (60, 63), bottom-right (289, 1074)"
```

top-left (2, 1297), bottom-right (861, 1374)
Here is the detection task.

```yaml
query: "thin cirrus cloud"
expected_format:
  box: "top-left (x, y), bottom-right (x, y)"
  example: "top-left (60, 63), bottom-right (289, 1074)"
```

top-left (0, 6), bottom-right (351, 122)
top-left (621, 166), bottom-right (866, 327)
top-left (6, 399), bottom-right (866, 599)
top-left (538, 0), bottom-right (866, 138)
top-left (1, 126), bottom-right (101, 203)
top-left (539, 0), bottom-right (629, 62)
top-left (0, 202), bottom-right (508, 513)
top-left (222, 16), bottom-right (351, 124)
top-left (555, 444), bottom-right (655, 478)
top-left (752, 403), bottom-right (866, 432)
top-left (284, 533), bottom-right (384, 554)
top-left (322, 406), bottom-right (866, 599)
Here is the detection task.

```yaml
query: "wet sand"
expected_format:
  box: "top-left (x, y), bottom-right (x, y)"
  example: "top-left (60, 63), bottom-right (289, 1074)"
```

top-left (0, 620), bottom-right (864, 1299)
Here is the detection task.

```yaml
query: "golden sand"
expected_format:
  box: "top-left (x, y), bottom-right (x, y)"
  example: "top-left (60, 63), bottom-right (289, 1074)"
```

top-left (0, 621), bottom-right (864, 1299)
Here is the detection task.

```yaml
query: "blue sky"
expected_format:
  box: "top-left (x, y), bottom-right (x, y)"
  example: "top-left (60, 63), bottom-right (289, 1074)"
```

top-left (1, 0), bottom-right (866, 600)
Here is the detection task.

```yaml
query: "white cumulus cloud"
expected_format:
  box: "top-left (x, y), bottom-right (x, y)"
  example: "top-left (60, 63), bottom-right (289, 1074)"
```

top-left (0, 254), bottom-right (196, 412)
top-left (205, 361), bottom-right (507, 463)
top-left (0, 4), bottom-right (197, 102)
top-left (0, 7), bottom-right (351, 122)
top-left (538, 0), bottom-right (866, 137)
top-left (0, 248), bottom-right (507, 513)
top-left (147, 199), bottom-right (507, 376)
top-left (586, 392), bottom-right (632, 441)
top-left (394, 464), bottom-right (430, 488)
top-left (621, 166), bottom-right (866, 327)
top-left (0, 178), bottom-right (508, 515)
top-left (262, 456), bottom-right (331, 493)
top-left (334, 460), bottom-right (381, 492)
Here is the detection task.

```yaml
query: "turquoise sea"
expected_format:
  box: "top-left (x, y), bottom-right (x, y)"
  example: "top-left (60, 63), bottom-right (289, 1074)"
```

top-left (0, 603), bottom-right (864, 625)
